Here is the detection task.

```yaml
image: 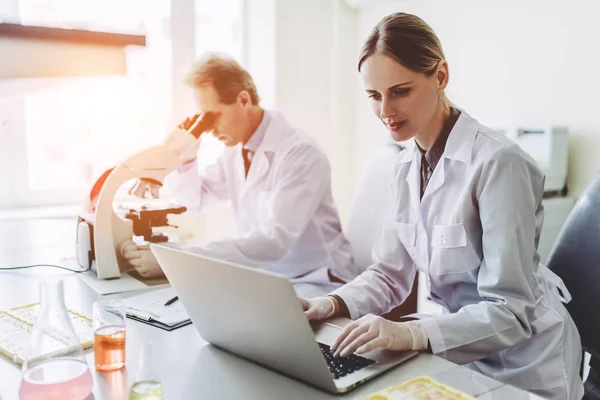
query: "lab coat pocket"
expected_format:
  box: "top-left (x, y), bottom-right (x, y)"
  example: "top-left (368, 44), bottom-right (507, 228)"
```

top-left (430, 223), bottom-right (480, 275)
top-left (431, 224), bottom-right (466, 248)
top-left (394, 221), bottom-right (416, 247)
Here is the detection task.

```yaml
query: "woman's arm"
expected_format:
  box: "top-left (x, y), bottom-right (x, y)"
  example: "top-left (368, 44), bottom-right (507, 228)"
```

top-left (330, 181), bottom-right (418, 319)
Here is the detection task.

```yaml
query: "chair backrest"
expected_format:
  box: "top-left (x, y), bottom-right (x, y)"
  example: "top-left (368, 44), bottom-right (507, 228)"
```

top-left (346, 143), bottom-right (403, 270)
top-left (547, 172), bottom-right (600, 359)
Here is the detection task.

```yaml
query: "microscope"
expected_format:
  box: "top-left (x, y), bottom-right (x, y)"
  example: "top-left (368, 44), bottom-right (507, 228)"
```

top-left (76, 113), bottom-right (216, 279)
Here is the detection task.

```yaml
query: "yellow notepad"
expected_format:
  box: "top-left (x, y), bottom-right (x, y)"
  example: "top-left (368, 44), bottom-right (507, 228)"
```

top-left (0, 303), bottom-right (94, 365)
top-left (364, 375), bottom-right (476, 400)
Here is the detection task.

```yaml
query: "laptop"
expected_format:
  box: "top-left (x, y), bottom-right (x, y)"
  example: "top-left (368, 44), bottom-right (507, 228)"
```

top-left (150, 244), bottom-right (419, 394)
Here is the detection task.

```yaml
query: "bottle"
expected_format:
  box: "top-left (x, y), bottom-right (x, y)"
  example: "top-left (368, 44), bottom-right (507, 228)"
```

top-left (129, 341), bottom-right (163, 400)
top-left (19, 280), bottom-right (93, 400)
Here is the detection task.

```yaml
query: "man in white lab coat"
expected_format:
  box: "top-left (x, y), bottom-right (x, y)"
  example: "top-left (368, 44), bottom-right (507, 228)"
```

top-left (121, 53), bottom-right (359, 297)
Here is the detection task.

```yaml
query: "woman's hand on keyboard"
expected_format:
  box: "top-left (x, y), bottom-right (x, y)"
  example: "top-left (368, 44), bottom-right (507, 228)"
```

top-left (330, 314), bottom-right (428, 358)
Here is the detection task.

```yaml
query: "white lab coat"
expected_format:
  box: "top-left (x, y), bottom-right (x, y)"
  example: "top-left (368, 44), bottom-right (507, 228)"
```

top-left (165, 110), bottom-right (359, 297)
top-left (332, 111), bottom-right (583, 399)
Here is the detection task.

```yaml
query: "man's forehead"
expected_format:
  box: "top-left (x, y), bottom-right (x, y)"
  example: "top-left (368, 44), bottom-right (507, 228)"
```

top-left (193, 84), bottom-right (221, 110)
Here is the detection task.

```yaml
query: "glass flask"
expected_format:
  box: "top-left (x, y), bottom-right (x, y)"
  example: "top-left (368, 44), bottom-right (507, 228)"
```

top-left (129, 341), bottom-right (163, 400)
top-left (19, 280), bottom-right (93, 400)
top-left (92, 299), bottom-right (126, 371)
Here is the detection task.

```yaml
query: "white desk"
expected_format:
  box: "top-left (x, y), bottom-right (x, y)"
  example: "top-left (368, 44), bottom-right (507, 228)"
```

top-left (0, 217), bottom-right (545, 399)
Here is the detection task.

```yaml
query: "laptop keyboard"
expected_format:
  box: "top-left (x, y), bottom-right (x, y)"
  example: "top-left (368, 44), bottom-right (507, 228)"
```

top-left (319, 343), bottom-right (375, 380)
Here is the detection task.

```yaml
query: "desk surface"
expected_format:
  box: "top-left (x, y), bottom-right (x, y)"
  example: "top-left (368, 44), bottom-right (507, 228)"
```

top-left (0, 217), bottom-right (544, 399)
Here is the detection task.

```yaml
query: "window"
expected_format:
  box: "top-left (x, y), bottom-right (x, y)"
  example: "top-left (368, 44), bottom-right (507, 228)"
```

top-left (0, 0), bottom-right (243, 208)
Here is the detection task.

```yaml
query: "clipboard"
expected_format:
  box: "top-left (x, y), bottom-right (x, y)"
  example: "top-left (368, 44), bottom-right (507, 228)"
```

top-left (126, 313), bottom-right (192, 331)
top-left (122, 288), bottom-right (192, 331)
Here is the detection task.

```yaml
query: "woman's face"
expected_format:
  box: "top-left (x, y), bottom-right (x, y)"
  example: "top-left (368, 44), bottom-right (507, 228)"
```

top-left (361, 53), bottom-right (447, 142)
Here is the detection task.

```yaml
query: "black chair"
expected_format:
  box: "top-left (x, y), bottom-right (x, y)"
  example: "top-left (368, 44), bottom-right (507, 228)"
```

top-left (547, 173), bottom-right (600, 400)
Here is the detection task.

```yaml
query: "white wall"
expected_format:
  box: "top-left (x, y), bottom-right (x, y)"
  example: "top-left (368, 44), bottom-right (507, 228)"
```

top-left (355, 0), bottom-right (600, 198)
top-left (276, 0), bottom-right (359, 221)
top-left (243, 0), bottom-right (277, 109)
top-left (241, 0), bottom-right (600, 232)
top-left (245, 0), bottom-right (359, 222)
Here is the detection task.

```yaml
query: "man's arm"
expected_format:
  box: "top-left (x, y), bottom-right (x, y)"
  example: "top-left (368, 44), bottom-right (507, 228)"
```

top-left (164, 155), bottom-right (229, 213)
top-left (186, 144), bottom-right (329, 268)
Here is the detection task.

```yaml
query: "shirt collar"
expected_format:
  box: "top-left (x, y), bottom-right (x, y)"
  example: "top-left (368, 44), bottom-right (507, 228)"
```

top-left (442, 109), bottom-right (479, 163)
top-left (243, 110), bottom-right (271, 153)
top-left (416, 106), bottom-right (460, 170)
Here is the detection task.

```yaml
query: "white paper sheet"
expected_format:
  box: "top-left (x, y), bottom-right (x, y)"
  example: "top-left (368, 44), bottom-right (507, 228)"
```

top-left (122, 288), bottom-right (189, 326)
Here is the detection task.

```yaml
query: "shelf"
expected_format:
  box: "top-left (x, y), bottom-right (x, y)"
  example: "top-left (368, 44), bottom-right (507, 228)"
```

top-left (0, 23), bottom-right (146, 79)
top-left (0, 23), bottom-right (145, 47)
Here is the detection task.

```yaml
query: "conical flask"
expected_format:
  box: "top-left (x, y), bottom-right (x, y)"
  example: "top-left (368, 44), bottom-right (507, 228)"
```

top-left (129, 341), bottom-right (163, 400)
top-left (19, 279), bottom-right (93, 400)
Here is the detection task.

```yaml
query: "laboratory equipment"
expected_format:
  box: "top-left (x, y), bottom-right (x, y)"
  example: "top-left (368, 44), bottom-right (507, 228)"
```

top-left (76, 112), bottom-right (217, 279)
top-left (0, 303), bottom-right (93, 365)
top-left (18, 280), bottom-right (93, 400)
top-left (129, 341), bottom-right (163, 400)
top-left (93, 299), bottom-right (126, 371)
top-left (509, 126), bottom-right (569, 195)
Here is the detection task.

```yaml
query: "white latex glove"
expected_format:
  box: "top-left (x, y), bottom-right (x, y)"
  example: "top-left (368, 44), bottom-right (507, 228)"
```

top-left (300, 297), bottom-right (336, 321)
top-left (119, 240), bottom-right (165, 278)
top-left (331, 314), bottom-right (428, 358)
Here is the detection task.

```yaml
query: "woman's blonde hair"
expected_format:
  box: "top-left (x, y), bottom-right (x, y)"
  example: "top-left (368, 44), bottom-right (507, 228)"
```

top-left (359, 13), bottom-right (450, 107)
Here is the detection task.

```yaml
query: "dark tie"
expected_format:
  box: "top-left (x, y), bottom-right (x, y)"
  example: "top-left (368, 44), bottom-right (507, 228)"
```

top-left (420, 153), bottom-right (433, 200)
top-left (242, 148), bottom-right (252, 178)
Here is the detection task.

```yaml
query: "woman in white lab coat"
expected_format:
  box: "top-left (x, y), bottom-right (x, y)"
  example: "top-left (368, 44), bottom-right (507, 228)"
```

top-left (302, 12), bottom-right (584, 399)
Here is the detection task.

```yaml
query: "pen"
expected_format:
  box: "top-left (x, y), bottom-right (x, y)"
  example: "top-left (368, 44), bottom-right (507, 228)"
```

top-left (164, 296), bottom-right (179, 306)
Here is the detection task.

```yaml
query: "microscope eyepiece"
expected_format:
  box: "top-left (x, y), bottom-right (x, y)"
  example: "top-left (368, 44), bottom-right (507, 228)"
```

top-left (187, 112), bottom-right (217, 138)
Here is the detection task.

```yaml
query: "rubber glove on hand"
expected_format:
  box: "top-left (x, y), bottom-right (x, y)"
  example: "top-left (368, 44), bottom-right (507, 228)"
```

top-left (119, 240), bottom-right (165, 278)
top-left (330, 314), bottom-right (428, 358)
top-left (300, 297), bottom-right (337, 321)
